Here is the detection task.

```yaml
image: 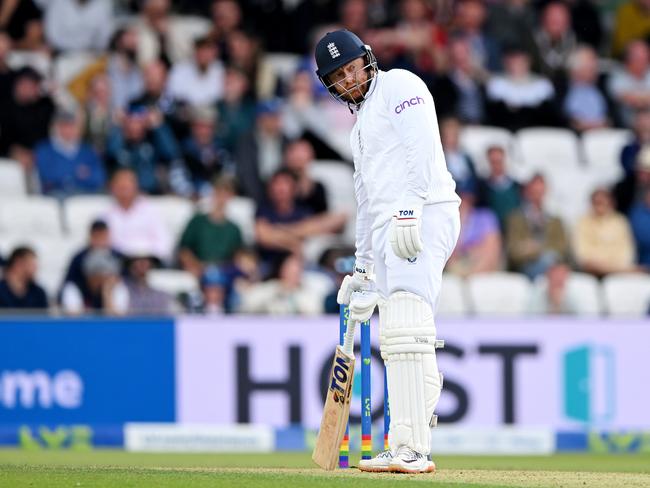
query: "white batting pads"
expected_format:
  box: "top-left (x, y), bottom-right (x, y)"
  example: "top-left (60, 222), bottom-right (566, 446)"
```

top-left (381, 291), bottom-right (443, 455)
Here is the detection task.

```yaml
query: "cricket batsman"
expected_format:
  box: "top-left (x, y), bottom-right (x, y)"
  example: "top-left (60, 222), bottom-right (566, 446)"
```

top-left (315, 29), bottom-right (461, 473)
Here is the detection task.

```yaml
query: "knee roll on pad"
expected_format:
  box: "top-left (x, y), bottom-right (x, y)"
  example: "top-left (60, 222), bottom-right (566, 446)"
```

top-left (381, 291), bottom-right (443, 455)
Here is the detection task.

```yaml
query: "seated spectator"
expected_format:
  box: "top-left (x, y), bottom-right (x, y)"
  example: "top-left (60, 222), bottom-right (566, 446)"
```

top-left (255, 169), bottom-right (346, 276)
top-left (530, 2), bottom-right (576, 83)
top-left (611, 0), bottom-right (650, 58)
top-left (226, 29), bottom-right (277, 100)
top-left (123, 253), bottom-right (172, 315)
top-left (441, 117), bottom-right (478, 191)
top-left (0, 0), bottom-right (43, 51)
top-left (167, 36), bottom-right (225, 107)
top-left (486, 46), bottom-right (557, 131)
top-left (446, 184), bottom-right (502, 277)
top-left (450, 0), bottom-right (502, 72)
top-left (178, 175), bottom-right (243, 276)
top-left (616, 143), bottom-right (650, 213)
top-left (43, 0), bottom-right (113, 53)
top-left (433, 37), bottom-right (486, 124)
top-left (239, 254), bottom-right (321, 315)
top-left (35, 108), bottom-right (105, 197)
top-left (0, 67), bottom-right (54, 172)
top-left (562, 46), bottom-right (613, 132)
top-left (105, 104), bottom-right (180, 194)
top-left (629, 187), bottom-right (650, 268)
top-left (192, 265), bottom-right (228, 315)
top-left (60, 219), bottom-right (123, 306)
top-left (130, 60), bottom-right (172, 114)
top-left (223, 247), bottom-right (263, 312)
top-left (61, 249), bottom-right (128, 315)
top-left (608, 40), bottom-right (650, 128)
top-left (574, 188), bottom-right (636, 276)
top-left (103, 169), bottom-right (172, 261)
top-left (83, 74), bottom-right (112, 154)
top-left (0, 246), bottom-right (48, 310)
top-left (620, 110), bottom-right (650, 178)
top-left (181, 105), bottom-right (233, 197)
top-left (215, 67), bottom-right (256, 151)
top-left (283, 138), bottom-right (328, 215)
top-left (485, 0), bottom-right (536, 55)
top-left (530, 260), bottom-right (578, 315)
top-left (506, 174), bottom-right (570, 279)
top-left (477, 145), bottom-right (521, 230)
top-left (0, 30), bottom-right (15, 108)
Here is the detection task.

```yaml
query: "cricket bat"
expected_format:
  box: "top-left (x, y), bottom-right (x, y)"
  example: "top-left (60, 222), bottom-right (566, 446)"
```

top-left (312, 312), bottom-right (356, 470)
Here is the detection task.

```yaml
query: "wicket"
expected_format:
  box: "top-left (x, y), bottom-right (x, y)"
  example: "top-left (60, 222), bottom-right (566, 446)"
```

top-left (338, 304), bottom-right (390, 468)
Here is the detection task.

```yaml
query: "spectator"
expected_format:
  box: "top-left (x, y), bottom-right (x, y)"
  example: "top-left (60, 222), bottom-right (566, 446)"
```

top-left (207, 0), bottom-right (244, 56)
top-left (254, 169), bottom-right (346, 276)
top-left (43, 0), bottom-right (113, 53)
top-left (35, 108), bottom-right (105, 196)
top-left (193, 264), bottom-right (228, 315)
top-left (83, 74), bottom-right (112, 154)
top-left (0, 67), bottom-right (54, 171)
top-left (433, 36), bottom-right (486, 124)
top-left (239, 254), bottom-right (321, 314)
top-left (103, 169), bottom-right (172, 261)
top-left (574, 188), bottom-right (636, 277)
top-left (0, 246), bottom-right (48, 310)
top-left (477, 145), bottom-right (521, 230)
top-left (226, 29), bottom-right (277, 100)
top-left (0, 0), bottom-right (43, 51)
top-left (60, 219), bottom-right (123, 308)
top-left (506, 173), bottom-right (570, 279)
top-left (530, 2), bottom-right (576, 82)
top-left (620, 109), bottom-right (650, 178)
top-left (105, 104), bottom-right (180, 194)
top-left (485, 0), bottom-right (536, 55)
top-left (567, 0), bottom-right (603, 51)
top-left (283, 138), bottom-right (328, 215)
top-left (451, 0), bottom-right (502, 72)
top-left (215, 67), bottom-right (256, 151)
top-left (616, 141), bottom-right (650, 213)
top-left (530, 260), bottom-right (578, 315)
top-left (562, 45), bottom-right (613, 132)
top-left (0, 29), bottom-right (14, 108)
top-left (440, 117), bottom-right (478, 190)
top-left (446, 184), bottom-right (502, 277)
top-left (486, 46), bottom-right (557, 131)
top-left (167, 36), bottom-right (225, 107)
top-left (67, 27), bottom-right (144, 110)
top-left (129, 60), bottom-right (173, 117)
top-left (234, 99), bottom-right (288, 202)
top-left (178, 175), bottom-right (243, 276)
top-left (123, 253), bottom-right (172, 314)
top-left (629, 187), bottom-right (650, 268)
top-left (61, 248), bottom-right (128, 315)
top-left (611, 0), bottom-right (650, 58)
top-left (608, 40), bottom-right (650, 128)
top-left (181, 105), bottom-right (232, 197)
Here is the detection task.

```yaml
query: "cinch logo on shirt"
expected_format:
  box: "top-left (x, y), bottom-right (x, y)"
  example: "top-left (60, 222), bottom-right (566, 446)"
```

top-left (394, 96), bottom-right (425, 114)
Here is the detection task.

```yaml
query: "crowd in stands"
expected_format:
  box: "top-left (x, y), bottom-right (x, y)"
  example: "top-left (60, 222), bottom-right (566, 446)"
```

top-left (0, 0), bottom-right (649, 316)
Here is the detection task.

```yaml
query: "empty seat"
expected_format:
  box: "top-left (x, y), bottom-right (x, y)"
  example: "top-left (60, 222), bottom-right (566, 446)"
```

top-left (0, 196), bottom-right (62, 237)
top-left (63, 195), bottom-right (112, 237)
top-left (517, 128), bottom-right (581, 176)
top-left (148, 196), bottom-right (195, 240)
top-left (310, 160), bottom-right (356, 212)
top-left (437, 274), bottom-right (468, 317)
top-left (0, 159), bottom-right (27, 197)
top-left (602, 273), bottom-right (650, 317)
top-left (225, 196), bottom-right (256, 246)
top-left (147, 269), bottom-right (199, 297)
top-left (533, 272), bottom-right (602, 316)
top-left (467, 272), bottom-right (532, 316)
top-left (581, 128), bottom-right (631, 186)
top-left (459, 125), bottom-right (516, 178)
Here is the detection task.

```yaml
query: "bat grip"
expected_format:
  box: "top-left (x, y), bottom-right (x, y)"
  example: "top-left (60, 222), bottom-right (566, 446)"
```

top-left (342, 319), bottom-right (356, 356)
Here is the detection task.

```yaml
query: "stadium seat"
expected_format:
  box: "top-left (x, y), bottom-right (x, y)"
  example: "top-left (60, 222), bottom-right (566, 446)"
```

top-left (310, 160), bottom-right (356, 212)
top-left (0, 196), bottom-right (62, 238)
top-left (459, 125), bottom-right (517, 178)
top-left (303, 235), bottom-right (344, 264)
top-left (148, 196), bottom-right (195, 240)
top-left (303, 270), bottom-right (335, 309)
top-left (63, 195), bottom-right (112, 237)
top-left (0, 159), bottom-right (27, 197)
top-left (543, 166), bottom-right (597, 227)
top-left (147, 269), bottom-right (199, 297)
top-left (517, 128), bottom-right (581, 176)
top-left (224, 196), bottom-right (256, 246)
top-left (264, 53), bottom-right (301, 85)
top-left (534, 272), bottom-right (602, 316)
top-left (581, 128), bottom-right (632, 186)
top-left (467, 272), bottom-right (532, 316)
top-left (437, 273), bottom-right (468, 317)
top-left (602, 273), bottom-right (650, 317)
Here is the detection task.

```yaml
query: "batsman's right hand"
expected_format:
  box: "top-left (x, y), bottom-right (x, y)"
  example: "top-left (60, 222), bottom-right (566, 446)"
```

top-left (337, 261), bottom-right (375, 305)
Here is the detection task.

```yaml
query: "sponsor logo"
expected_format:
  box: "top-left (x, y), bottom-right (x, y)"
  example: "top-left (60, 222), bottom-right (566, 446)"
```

top-left (327, 42), bottom-right (340, 59)
top-left (414, 337), bottom-right (429, 344)
top-left (394, 96), bottom-right (425, 114)
top-left (407, 257), bottom-right (417, 264)
top-left (0, 370), bottom-right (83, 410)
top-left (398, 210), bottom-right (414, 217)
top-left (330, 355), bottom-right (351, 395)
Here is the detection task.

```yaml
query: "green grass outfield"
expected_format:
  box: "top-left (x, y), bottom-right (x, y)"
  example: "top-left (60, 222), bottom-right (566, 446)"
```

top-left (1, 449), bottom-right (650, 488)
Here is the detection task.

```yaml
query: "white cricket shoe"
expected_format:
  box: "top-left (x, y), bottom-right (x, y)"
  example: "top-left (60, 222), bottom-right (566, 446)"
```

top-left (388, 446), bottom-right (436, 474)
top-left (358, 450), bottom-right (393, 472)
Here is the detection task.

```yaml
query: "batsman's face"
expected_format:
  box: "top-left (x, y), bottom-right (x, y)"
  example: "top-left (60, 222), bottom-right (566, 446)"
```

top-left (328, 57), bottom-right (369, 103)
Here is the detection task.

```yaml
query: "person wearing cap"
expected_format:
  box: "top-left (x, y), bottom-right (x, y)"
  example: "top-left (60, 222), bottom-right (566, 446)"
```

top-left (313, 29), bottom-right (460, 472)
top-left (123, 251), bottom-right (172, 315)
top-left (34, 107), bottom-right (106, 197)
top-left (195, 265), bottom-right (228, 315)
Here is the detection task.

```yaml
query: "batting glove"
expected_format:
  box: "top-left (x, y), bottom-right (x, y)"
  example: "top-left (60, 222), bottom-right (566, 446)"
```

top-left (349, 290), bottom-right (380, 323)
top-left (337, 261), bottom-right (375, 305)
top-left (389, 202), bottom-right (424, 260)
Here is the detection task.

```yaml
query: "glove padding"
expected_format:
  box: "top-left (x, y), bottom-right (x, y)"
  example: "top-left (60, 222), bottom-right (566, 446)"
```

top-left (349, 290), bottom-right (380, 323)
top-left (389, 204), bottom-right (424, 259)
top-left (337, 262), bottom-right (375, 305)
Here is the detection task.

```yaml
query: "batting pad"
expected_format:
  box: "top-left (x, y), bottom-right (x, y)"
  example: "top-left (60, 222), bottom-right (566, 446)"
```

top-left (382, 291), bottom-right (442, 455)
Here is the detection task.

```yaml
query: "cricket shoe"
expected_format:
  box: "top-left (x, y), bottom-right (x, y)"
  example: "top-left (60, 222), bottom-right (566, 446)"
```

top-left (358, 449), bottom-right (393, 472)
top-left (388, 446), bottom-right (436, 474)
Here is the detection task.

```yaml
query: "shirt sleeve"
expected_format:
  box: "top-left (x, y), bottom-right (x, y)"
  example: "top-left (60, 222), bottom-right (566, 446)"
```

top-left (353, 168), bottom-right (373, 266)
top-left (383, 70), bottom-right (435, 204)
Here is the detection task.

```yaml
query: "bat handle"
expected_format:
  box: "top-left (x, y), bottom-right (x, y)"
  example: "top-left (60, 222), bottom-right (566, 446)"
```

top-left (342, 318), bottom-right (356, 357)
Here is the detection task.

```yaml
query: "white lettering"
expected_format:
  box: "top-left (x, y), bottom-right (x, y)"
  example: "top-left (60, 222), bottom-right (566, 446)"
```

top-left (0, 370), bottom-right (83, 409)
